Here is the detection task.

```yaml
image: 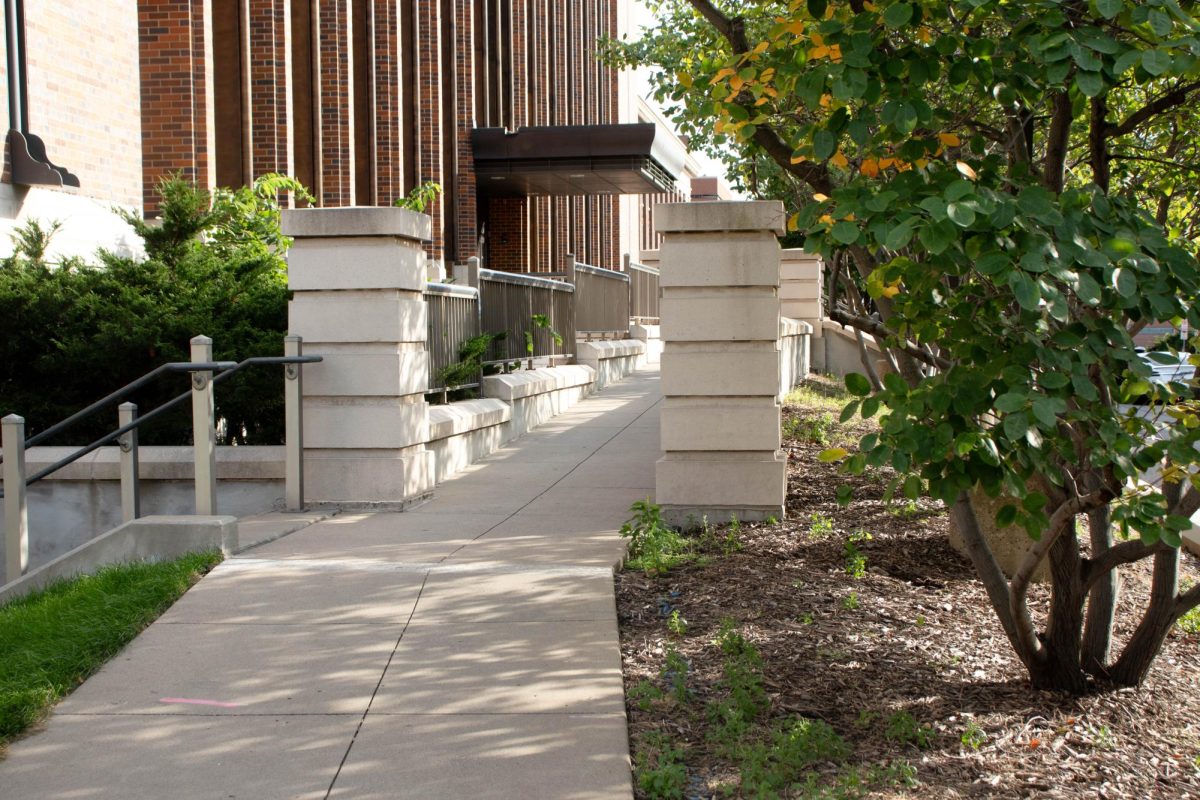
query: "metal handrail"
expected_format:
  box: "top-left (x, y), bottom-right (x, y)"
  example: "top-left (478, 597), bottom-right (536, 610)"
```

top-left (0, 355), bottom-right (321, 498)
top-left (478, 267), bottom-right (575, 292)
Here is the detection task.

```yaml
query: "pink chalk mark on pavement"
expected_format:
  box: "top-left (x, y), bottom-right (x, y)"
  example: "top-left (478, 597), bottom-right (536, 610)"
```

top-left (159, 697), bottom-right (244, 708)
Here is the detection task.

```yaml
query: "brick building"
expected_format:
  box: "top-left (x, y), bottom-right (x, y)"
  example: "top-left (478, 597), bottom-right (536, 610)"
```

top-left (2, 0), bottom-right (692, 271)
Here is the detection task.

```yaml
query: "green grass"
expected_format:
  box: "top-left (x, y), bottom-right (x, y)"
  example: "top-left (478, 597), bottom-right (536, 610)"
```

top-left (0, 551), bottom-right (222, 744)
top-left (783, 379), bottom-right (854, 414)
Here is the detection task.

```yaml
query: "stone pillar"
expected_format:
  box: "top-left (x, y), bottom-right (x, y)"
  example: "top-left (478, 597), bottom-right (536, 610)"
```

top-left (655, 201), bottom-right (787, 526)
top-left (283, 207), bottom-right (435, 505)
top-left (780, 249), bottom-right (825, 372)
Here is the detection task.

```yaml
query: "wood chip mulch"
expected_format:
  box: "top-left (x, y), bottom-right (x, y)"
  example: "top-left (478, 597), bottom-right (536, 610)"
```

top-left (619, 387), bottom-right (1200, 799)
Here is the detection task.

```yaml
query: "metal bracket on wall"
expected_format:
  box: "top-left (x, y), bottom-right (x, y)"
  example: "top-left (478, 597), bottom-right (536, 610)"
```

top-left (6, 129), bottom-right (79, 188)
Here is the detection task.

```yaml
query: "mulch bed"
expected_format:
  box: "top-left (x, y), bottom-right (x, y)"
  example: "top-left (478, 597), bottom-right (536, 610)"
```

top-left (618, 381), bottom-right (1200, 798)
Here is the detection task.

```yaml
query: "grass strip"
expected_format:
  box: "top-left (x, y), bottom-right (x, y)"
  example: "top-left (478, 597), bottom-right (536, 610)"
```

top-left (0, 551), bottom-right (223, 744)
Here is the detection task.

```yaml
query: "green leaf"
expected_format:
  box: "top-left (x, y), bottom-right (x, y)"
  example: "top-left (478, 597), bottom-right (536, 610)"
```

top-left (807, 0), bottom-right (828, 18)
top-left (861, 396), bottom-right (881, 419)
top-left (1023, 492), bottom-right (1048, 513)
top-left (885, 220), bottom-right (916, 250)
top-left (1003, 412), bottom-right (1029, 440)
top-left (819, 447), bottom-right (850, 463)
top-left (1038, 371), bottom-right (1071, 390)
top-left (1149, 10), bottom-right (1173, 36)
top-left (1113, 49), bottom-right (1142, 75)
top-left (1113, 267), bottom-right (1138, 297)
top-left (846, 373), bottom-right (873, 397)
top-left (832, 221), bottom-right (861, 244)
top-left (836, 484), bottom-right (854, 506)
top-left (947, 202), bottom-right (977, 228)
top-left (903, 475), bottom-right (922, 500)
top-left (883, 2), bottom-right (914, 28)
top-left (977, 253), bottom-right (1010, 275)
top-left (1095, 0), bottom-right (1122, 19)
top-left (840, 400), bottom-right (861, 423)
top-left (1032, 398), bottom-right (1060, 428)
top-left (1012, 273), bottom-right (1042, 310)
top-left (1142, 49), bottom-right (1173, 76)
top-left (1075, 70), bottom-right (1104, 98)
top-left (813, 129), bottom-right (838, 161)
top-left (995, 392), bottom-right (1027, 413)
top-left (995, 504), bottom-right (1019, 528)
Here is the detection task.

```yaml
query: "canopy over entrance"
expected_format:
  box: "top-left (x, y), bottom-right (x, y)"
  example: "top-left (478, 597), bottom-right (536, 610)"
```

top-left (472, 123), bottom-right (682, 197)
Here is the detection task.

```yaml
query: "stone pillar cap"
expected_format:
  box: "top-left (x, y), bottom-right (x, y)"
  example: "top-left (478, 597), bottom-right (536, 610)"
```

top-left (655, 200), bottom-right (786, 235)
top-left (281, 207), bottom-right (433, 242)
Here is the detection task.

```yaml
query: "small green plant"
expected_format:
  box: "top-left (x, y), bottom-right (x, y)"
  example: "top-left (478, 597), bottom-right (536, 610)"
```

top-left (765, 515), bottom-right (779, 525)
top-left (800, 612), bottom-right (814, 625)
top-left (856, 710), bottom-right (877, 729)
top-left (667, 609), bottom-right (688, 637)
top-left (634, 732), bottom-right (688, 800)
top-left (782, 411), bottom-right (836, 445)
top-left (1091, 725), bottom-right (1116, 751)
top-left (808, 512), bottom-right (835, 539)
top-left (738, 716), bottom-right (851, 797)
top-left (6, 218), bottom-right (64, 268)
top-left (885, 710), bottom-right (935, 749)
top-left (629, 679), bottom-right (665, 712)
top-left (662, 647), bottom-right (691, 703)
top-left (915, 614), bottom-right (926, 627)
top-left (888, 499), bottom-right (922, 519)
top-left (436, 331), bottom-right (507, 390)
top-left (841, 592), bottom-right (860, 611)
top-left (620, 499), bottom-right (692, 575)
top-left (844, 529), bottom-right (872, 579)
top-left (708, 619), bottom-right (769, 750)
top-left (524, 313), bottom-right (565, 360)
top-left (393, 180), bottom-right (442, 212)
top-left (960, 719), bottom-right (987, 751)
top-left (1179, 587), bottom-right (1200, 634)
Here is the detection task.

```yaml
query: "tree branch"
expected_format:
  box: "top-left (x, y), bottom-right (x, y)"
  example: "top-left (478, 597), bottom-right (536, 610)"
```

top-left (1044, 91), bottom-right (1074, 193)
top-left (1084, 537), bottom-right (1169, 592)
top-left (827, 307), bottom-right (953, 370)
top-left (1106, 81), bottom-right (1200, 138)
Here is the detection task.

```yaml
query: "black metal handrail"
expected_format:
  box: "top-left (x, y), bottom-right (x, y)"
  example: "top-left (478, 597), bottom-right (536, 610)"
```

top-left (0, 355), bottom-right (321, 498)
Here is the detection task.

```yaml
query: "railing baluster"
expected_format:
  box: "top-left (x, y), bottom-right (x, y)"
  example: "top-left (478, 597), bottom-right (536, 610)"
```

top-left (2, 414), bottom-right (28, 583)
top-left (284, 335), bottom-right (305, 512)
top-left (190, 335), bottom-right (218, 516)
top-left (118, 402), bottom-right (140, 523)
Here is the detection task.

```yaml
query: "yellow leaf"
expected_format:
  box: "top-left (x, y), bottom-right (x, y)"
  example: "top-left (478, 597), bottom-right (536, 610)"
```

top-left (878, 157), bottom-right (897, 169)
top-left (915, 158), bottom-right (929, 169)
top-left (829, 44), bottom-right (842, 63)
top-left (678, 71), bottom-right (694, 89)
top-left (819, 214), bottom-right (834, 224)
top-left (730, 75), bottom-right (745, 92)
top-left (843, 213), bottom-right (857, 221)
top-left (753, 41), bottom-right (770, 55)
top-left (788, 212), bottom-right (800, 231)
top-left (819, 93), bottom-right (832, 108)
top-left (812, 193), bottom-right (830, 202)
top-left (918, 27), bottom-right (932, 43)
top-left (709, 68), bottom-right (736, 85)
top-left (791, 154), bottom-right (808, 164)
top-left (938, 132), bottom-right (961, 147)
top-left (860, 158), bottom-right (880, 178)
top-left (957, 160), bottom-right (978, 180)
top-left (810, 32), bottom-right (825, 47)
top-left (818, 448), bottom-right (850, 463)
top-left (785, 19), bottom-right (806, 35)
top-left (831, 150), bottom-right (849, 168)
top-left (881, 282), bottom-right (901, 299)
top-left (755, 96), bottom-right (769, 106)
top-left (809, 45), bottom-right (830, 59)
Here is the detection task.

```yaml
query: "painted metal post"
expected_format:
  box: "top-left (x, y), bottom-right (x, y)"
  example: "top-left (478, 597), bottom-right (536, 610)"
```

top-left (466, 255), bottom-right (481, 288)
top-left (190, 335), bottom-right (218, 515)
top-left (118, 402), bottom-right (140, 522)
top-left (2, 414), bottom-right (28, 583)
top-left (284, 335), bottom-right (304, 512)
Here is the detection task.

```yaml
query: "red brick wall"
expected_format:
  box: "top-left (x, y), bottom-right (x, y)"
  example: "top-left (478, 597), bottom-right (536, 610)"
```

top-left (318, 0), bottom-right (353, 206)
top-left (373, 0), bottom-right (402, 204)
top-left (248, 0), bottom-right (291, 179)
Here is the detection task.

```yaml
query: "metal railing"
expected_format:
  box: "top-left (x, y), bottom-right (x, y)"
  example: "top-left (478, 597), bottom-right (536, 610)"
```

top-left (627, 255), bottom-right (661, 325)
top-left (469, 261), bottom-right (575, 366)
top-left (560, 254), bottom-right (630, 339)
top-left (425, 282), bottom-right (482, 398)
top-left (1, 335), bottom-right (321, 583)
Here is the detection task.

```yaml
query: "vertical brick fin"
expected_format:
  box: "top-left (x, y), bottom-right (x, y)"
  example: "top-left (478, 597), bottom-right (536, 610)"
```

top-left (454, 0), bottom-right (476, 262)
top-left (417, 0), bottom-right (444, 259)
top-left (373, 0), bottom-right (400, 205)
top-left (248, 0), bottom-right (291, 180)
top-left (318, 0), bottom-right (353, 206)
top-left (139, 0), bottom-right (210, 214)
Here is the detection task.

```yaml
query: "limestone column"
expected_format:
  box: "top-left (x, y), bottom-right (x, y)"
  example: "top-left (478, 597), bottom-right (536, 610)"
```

top-left (283, 207), bottom-right (435, 505)
top-left (780, 249), bottom-right (825, 371)
top-left (655, 201), bottom-right (787, 526)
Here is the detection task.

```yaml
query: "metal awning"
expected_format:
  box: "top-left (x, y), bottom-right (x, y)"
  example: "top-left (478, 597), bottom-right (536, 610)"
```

top-left (472, 123), bottom-right (682, 197)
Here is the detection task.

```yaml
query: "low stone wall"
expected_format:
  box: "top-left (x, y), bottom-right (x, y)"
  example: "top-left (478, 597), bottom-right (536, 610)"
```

top-left (631, 324), bottom-right (663, 365)
top-left (427, 399), bottom-right (512, 484)
top-left (779, 317), bottom-right (813, 399)
top-left (0, 516), bottom-right (238, 605)
top-left (820, 320), bottom-right (884, 378)
top-left (0, 447), bottom-right (283, 576)
top-left (482, 365), bottom-right (596, 439)
top-left (575, 339), bottom-right (646, 390)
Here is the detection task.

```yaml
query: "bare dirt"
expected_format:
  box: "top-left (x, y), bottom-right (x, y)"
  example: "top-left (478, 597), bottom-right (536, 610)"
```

top-left (619, 379), bottom-right (1200, 799)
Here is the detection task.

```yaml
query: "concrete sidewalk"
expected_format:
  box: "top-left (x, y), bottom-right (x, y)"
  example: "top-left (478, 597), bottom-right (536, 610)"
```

top-left (0, 368), bottom-right (662, 799)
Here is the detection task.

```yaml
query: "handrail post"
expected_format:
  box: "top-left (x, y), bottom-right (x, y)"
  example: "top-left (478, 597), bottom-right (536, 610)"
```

top-left (2, 414), bottom-right (28, 583)
top-left (118, 402), bottom-right (140, 523)
top-left (466, 255), bottom-right (481, 289)
top-left (190, 335), bottom-right (218, 515)
top-left (284, 335), bottom-right (304, 512)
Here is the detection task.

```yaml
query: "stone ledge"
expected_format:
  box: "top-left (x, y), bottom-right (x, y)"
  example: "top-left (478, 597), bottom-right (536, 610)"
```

top-left (428, 399), bottom-right (512, 441)
top-left (0, 516), bottom-right (238, 605)
top-left (281, 207), bottom-right (432, 242)
top-left (575, 339), bottom-right (646, 360)
top-left (482, 365), bottom-right (596, 402)
top-left (780, 317), bottom-right (813, 337)
top-left (14, 446), bottom-right (285, 482)
top-left (655, 200), bottom-right (786, 235)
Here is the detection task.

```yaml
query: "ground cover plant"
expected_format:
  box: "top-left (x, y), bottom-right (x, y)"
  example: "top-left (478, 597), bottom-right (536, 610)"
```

top-left (619, 377), bottom-right (1200, 798)
top-left (608, 0), bottom-right (1200, 694)
top-left (0, 551), bottom-right (222, 747)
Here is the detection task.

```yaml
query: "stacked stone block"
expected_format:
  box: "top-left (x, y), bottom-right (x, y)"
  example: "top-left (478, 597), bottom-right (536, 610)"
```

top-left (656, 201), bottom-right (787, 526)
top-left (283, 207), bottom-right (435, 505)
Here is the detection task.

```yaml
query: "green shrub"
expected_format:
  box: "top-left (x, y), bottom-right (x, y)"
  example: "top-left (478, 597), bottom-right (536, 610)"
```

top-left (0, 174), bottom-right (307, 445)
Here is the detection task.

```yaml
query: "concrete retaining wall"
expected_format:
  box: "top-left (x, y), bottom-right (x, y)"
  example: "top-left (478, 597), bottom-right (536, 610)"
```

top-left (576, 340), bottom-right (646, 390)
top-left (779, 318), bottom-right (813, 399)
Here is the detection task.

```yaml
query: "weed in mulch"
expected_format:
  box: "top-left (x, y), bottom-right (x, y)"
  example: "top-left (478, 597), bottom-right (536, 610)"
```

top-left (619, 376), bottom-right (1200, 799)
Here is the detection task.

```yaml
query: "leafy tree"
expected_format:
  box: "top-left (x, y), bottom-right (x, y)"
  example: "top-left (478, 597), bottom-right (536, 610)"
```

top-left (608, 0), bottom-right (1200, 693)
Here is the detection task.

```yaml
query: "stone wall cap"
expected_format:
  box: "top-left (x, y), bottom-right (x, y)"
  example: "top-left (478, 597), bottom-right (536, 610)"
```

top-left (656, 201), bottom-right (787, 235)
top-left (780, 317), bottom-right (814, 336)
top-left (481, 365), bottom-right (596, 401)
top-left (281, 207), bottom-right (433, 242)
top-left (428, 398), bottom-right (512, 441)
top-left (576, 339), bottom-right (646, 359)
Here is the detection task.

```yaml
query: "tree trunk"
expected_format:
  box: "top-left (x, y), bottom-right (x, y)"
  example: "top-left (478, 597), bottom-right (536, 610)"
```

top-left (1028, 528), bottom-right (1090, 694)
top-left (1082, 506), bottom-right (1118, 677)
top-left (1109, 548), bottom-right (1180, 686)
